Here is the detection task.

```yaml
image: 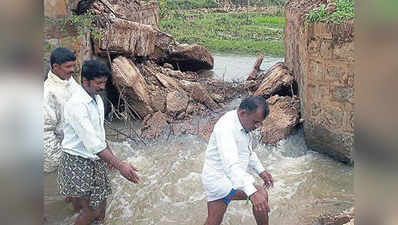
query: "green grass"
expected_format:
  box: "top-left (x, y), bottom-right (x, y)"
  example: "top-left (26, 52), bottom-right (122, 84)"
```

top-left (306, 0), bottom-right (355, 24)
top-left (162, 0), bottom-right (218, 9)
top-left (160, 12), bottom-right (285, 56)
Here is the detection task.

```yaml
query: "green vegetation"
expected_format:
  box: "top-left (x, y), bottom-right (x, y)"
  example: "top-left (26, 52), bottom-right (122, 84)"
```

top-left (45, 11), bottom-right (104, 40)
top-left (306, 0), bottom-right (355, 24)
top-left (162, 0), bottom-right (218, 9)
top-left (160, 12), bottom-right (285, 56)
top-left (159, 0), bottom-right (287, 9)
top-left (245, 0), bottom-right (287, 7)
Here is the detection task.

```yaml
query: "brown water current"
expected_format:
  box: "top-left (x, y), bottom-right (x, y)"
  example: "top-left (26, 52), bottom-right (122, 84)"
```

top-left (44, 129), bottom-right (353, 225)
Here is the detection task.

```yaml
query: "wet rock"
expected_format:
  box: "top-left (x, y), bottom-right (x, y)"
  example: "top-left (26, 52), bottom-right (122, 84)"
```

top-left (111, 56), bottom-right (153, 118)
top-left (151, 93), bottom-right (166, 112)
top-left (252, 62), bottom-right (295, 98)
top-left (312, 207), bottom-right (354, 225)
top-left (260, 95), bottom-right (300, 145)
top-left (171, 119), bottom-right (197, 136)
top-left (153, 72), bottom-right (185, 92)
top-left (166, 91), bottom-right (189, 116)
top-left (210, 93), bottom-right (224, 103)
top-left (186, 103), bottom-right (196, 115)
top-left (168, 44), bottom-right (214, 72)
top-left (180, 80), bottom-right (220, 111)
top-left (141, 111), bottom-right (170, 139)
top-left (197, 114), bottom-right (223, 141)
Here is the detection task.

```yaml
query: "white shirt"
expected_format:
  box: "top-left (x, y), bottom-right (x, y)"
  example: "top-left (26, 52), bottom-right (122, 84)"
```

top-left (62, 84), bottom-right (106, 160)
top-left (43, 70), bottom-right (79, 172)
top-left (201, 110), bottom-right (265, 201)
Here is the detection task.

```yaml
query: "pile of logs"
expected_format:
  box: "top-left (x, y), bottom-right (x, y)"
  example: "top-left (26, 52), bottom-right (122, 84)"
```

top-left (75, 0), bottom-right (301, 144)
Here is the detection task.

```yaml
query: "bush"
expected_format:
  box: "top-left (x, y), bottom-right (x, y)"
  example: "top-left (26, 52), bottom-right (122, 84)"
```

top-left (306, 0), bottom-right (354, 24)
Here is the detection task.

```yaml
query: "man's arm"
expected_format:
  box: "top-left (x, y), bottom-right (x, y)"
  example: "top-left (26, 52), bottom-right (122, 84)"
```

top-left (215, 125), bottom-right (257, 197)
top-left (248, 151), bottom-right (273, 188)
top-left (43, 94), bottom-right (62, 172)
top-left (97, 146), bottom-right (140, 184)
top-left (65, 103), bottom-right (140, 183)
top-left (215, 125), bottom-right (269, 213)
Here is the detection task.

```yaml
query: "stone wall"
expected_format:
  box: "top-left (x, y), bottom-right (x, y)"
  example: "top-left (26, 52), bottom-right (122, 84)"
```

top-left (43, 0), bottom-right (160, 81)
top-left (44, 0), bottom-right (92, 82)
top-left (285, 0), bottom-right (354, 163)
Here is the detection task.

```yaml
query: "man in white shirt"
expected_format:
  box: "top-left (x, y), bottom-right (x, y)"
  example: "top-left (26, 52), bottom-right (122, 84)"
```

top-left (201, 96), bottom-right (273, 225)
top-left (44, 47), bottom-right (79, 173)
top-left (57, 60), bottom-right (140, 225)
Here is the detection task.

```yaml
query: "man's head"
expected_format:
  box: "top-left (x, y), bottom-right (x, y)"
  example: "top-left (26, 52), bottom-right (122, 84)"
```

top-left (81, 60), bottom-right (110, 97)
top-left (50, 47), bottom-right (76, 80)
top-left (237, 96), bottom-right (269, 133)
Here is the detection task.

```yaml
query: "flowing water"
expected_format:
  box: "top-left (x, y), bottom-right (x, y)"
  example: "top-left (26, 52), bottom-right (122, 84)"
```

top-left (203, 54), bottom-right (283, 82)
top-left (44, 54), bottom-right (353, 225)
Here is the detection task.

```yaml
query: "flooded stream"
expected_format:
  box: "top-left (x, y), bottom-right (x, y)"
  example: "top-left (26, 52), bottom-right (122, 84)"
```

top-left (44, 54), bottom-right (353, 225)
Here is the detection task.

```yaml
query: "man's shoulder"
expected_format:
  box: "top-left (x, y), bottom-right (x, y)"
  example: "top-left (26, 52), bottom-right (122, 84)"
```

top-left (214, 110), bottom-right (237, 129)
top-left (65, 88), bottom-right (87, 110)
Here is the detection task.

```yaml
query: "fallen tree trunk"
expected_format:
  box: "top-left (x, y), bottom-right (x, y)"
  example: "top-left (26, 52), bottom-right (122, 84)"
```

top-left (111, 56), bottom-right (153, 118)
top-left (167, 44), bottom-right (214, 72)
top-left (260, 95), bottom-right (300, 145)
top-left (247, 55), bottom-right (264, 81)
top-left (252, 62), bottom-right (295, 98)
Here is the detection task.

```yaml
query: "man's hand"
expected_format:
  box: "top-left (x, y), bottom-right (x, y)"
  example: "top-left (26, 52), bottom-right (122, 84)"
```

top-left (119, 162), bottom-right (140, 184)
top-left (106, 162), bottom-right (115, 170)
top-left (249, 186), bottom-right (270, 213)
top-left (259, 171), bottom-right (273, 189)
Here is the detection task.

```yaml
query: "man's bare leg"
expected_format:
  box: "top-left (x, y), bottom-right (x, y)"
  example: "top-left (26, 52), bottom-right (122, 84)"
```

top-left (223, 187), bottom-right (269, 225)
top-left (204, 200), bottom-right (227, 225)
top-left (252, 185), bottom-right (269, 225)
top-left (94, 199), bottom-right (107, 222)
top-left (71, 197), bottom-right (82, 212)
top-left (204, 190), bottom-right (247, 225)
top-left (252, 204), bottom-right (269, 225)
top-left (74, 198), bottom-right (95, 225)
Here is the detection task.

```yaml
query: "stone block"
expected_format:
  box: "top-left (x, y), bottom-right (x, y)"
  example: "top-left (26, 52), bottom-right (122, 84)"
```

top-left (44, 0), bottom-right (68, 18)
top-left (321, 105), bottom-right (344, 130)
top-left (332, 86), bottom-right (354, 103)
top-left (320, 40), bottom-right (333, 59)
top-left (309, 61), bottom-right (324, 81)
top-left (326, 65), bottom-right (344, 80)
top-left (166, 91), bottom-right (189, 116)
top-left (347, 71), bottom-right (355, 87)
top-left (313, 23), bottom-right (333, 40)
top-left (334, 42), bottom-right (354, 62)
top-left (311, 101), bottom-right (322, 117)
top-left (308, 38), bottom-right (321, 57)
top-left (318, 85), bottom-right (330, 99)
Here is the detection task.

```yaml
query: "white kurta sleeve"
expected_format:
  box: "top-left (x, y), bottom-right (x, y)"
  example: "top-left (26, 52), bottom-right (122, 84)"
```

top-left (248, 151), bottom-right (265, 175)
top-left (43, 93), bottom-right (63, 172)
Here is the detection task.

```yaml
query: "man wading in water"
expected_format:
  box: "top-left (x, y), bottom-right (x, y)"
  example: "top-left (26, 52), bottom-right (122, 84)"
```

top-left (57, 60), bottom-right (140, 225)
top-left (201, 96), bottom-right (273, 225)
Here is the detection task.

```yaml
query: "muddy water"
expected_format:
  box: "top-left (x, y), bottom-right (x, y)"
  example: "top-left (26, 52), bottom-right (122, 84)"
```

top-left (44, 131), bottom-right (353, 225)
top-left (43, 54), bottom-right (353, 225)
top-left (208, 54), bottom-right (283, 81)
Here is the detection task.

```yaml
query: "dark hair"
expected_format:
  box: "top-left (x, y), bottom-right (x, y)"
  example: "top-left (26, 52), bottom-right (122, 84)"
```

top-left (50, 47), bottom-right (76, 69)
top-left (239, 95), bottom-right (269, 118)
top-left (81, 60), bottom-right (111, 80)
